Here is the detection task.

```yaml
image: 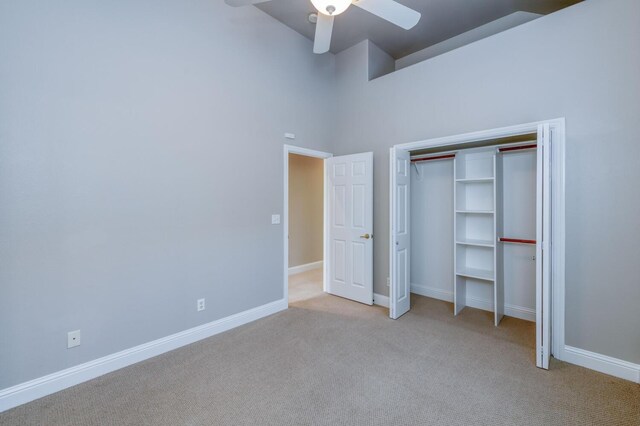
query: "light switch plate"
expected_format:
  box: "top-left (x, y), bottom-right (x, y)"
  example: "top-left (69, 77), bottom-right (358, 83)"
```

top-left (271, 214), bottom-right (281, 225)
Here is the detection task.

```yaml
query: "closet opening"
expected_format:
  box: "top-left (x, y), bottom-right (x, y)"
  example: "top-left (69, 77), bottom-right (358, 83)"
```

top-left (390, 120), bottom-right (566, 370)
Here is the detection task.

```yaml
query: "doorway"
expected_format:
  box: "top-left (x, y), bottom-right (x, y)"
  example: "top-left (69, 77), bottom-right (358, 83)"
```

top-left (287, 152), bottom-right (326, 303)
top-left (283, 145), bottom-right (332, 306)
top-left (283, 145), bottom-right (376, 307)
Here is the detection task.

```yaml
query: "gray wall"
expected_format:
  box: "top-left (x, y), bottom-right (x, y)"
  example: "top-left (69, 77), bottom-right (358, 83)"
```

top-left (332, 0), bottom-right (640, 364)
top-left (288, 154), bottom-right (323, 268)
top-left (0, 0), bottom-right (335, 388)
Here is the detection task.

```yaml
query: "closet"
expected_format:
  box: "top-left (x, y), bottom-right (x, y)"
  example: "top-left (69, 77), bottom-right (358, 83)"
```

top-left (390, 121), bottom-right (560, 369)
top-left (410, 141), bottom-right (537, 326)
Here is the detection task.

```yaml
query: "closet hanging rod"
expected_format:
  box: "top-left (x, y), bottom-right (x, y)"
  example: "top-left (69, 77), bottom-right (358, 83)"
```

top-left (411, 154), bottom-right (456, 163)
top-left (498, 144), bottom-right (537, 153)
top-left (499, 237), bottom-right (536, 245)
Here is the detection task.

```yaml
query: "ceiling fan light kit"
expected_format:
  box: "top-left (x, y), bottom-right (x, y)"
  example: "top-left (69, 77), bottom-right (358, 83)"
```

top-left (310, 0), bottom-right (351, 16)
top-left (225, 0), bottom-right (421, 55)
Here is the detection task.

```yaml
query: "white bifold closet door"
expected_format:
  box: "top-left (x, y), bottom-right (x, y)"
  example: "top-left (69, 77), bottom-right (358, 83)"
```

top-left (390, 147), bottom-right (411, 319)
top-left (326, 153), bottom-right (374, 305)
top-left (536, 123), bottom-right (551, 369)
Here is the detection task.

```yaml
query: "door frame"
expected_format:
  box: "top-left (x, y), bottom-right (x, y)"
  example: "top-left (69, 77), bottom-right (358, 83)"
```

top-left (390, 118), bottom-right (566, 362)
top-left (283, 145), bottom-right (333, 306)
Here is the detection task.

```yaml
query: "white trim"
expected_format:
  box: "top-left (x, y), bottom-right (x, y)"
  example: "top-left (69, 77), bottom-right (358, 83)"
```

top-left (502, 305), bottom-right (536, 323)
top-left (373, 293), bottom-right (389, 308)
top-left (393, 118), bottom-right (566, 361)
top-left (283, 145), bottom-right (333, 303)
top-left (395, 119), bottom-right (560, 152)
top-left (0, 298), bottom-right (287, 413)
top-left (411, 284), bottom-right (536, 322)
top-left (563, 346), bottom-right (640, 384)
top-left (412, 283), bottom-right (453, 303)
top-left (288, 260), bottom-right (323, 275)
top-left (550, 122), bottom-right (566, 362)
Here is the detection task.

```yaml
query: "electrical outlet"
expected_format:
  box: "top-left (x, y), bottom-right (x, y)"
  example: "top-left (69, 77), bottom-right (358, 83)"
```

top-left (67, 330), bottom-right (81, 348)
top-left (271, 214), bottom-right (280, 225)
top-left (197, 298), bottom-right (205, 312)
top-left (387, 277), bottom-right (390, 287)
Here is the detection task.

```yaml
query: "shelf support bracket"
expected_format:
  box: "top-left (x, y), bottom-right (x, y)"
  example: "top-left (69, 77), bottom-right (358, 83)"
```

top-left (412, 162), bottom-right (422, 180)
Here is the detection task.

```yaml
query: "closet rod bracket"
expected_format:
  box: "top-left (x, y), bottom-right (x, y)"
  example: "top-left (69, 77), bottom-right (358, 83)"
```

top-left (412, 162), bottom-right (422, 180)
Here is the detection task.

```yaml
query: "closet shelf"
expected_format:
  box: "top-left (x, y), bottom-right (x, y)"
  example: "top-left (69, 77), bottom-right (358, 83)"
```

top-left (455, 177), bottom-right (494, 183)
top-left (456, 238), bottom-right (495, 248)
top-left (456, 210), bottom-right (494, 214)
top-left (456, 267), bottom-right (495, 282)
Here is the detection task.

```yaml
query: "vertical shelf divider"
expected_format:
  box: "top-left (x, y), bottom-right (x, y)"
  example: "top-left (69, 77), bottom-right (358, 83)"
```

top-left (494, 152), bottom-right (504, 326)
top-left (453, 154), bottom-right (465, 315)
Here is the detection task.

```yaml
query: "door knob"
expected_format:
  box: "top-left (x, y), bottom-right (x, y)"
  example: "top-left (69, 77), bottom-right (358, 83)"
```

top-left (360, 233), bottom-right (372, 240)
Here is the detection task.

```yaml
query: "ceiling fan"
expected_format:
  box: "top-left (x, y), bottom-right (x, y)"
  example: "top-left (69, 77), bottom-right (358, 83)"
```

top-left (225, 0), bottom-right (421, 54)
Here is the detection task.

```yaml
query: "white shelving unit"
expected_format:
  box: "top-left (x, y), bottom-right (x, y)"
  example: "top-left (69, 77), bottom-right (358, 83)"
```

top-left (453, 148), bottom-right (503, 325)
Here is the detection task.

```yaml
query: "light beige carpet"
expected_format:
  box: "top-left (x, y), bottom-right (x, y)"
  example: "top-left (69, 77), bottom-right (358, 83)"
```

top-left (1, 270), bottom-right (638, 425)
top-left (288, 267), bottom-right (324, 303)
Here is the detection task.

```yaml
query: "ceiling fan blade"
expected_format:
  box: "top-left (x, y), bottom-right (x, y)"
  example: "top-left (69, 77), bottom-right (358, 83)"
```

top-left (313, 14), bottom-right (334, 54)
top-left (225, 0), bottom-right (272, 6)
top-left (353, 0), bottom-right (421, 30)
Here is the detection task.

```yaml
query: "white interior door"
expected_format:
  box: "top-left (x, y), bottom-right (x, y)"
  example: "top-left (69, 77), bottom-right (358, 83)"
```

top-left (536, 123), bottom-right (552, 369)
top-left (390, 147), bottom-right (411, 319)
top-left (326, 153), bottom-right (374, 305)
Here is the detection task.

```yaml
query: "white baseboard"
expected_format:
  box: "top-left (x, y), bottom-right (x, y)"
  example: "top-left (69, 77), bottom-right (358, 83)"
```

top-left (502, 304), bottom-right (536, 322)
top-left (288, 260), bottom-right (323, 275)
top-left (563, 345), bottom-right (640, 383)
top-left (411, 283), bottom-right (453, 303)
top-left (410, 283), bottom-right (536, 322)
top-left (373, 293), bottom-right (389, 308)
top-left (0, 298), bottom-right (288, 413)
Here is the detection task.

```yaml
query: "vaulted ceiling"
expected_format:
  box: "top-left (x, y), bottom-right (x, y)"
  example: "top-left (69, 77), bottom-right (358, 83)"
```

top-left (255, 0), bottom-right (582, 59)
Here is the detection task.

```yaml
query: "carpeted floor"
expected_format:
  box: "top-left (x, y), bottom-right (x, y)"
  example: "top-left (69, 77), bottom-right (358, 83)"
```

top-left (288, 267), bottom-right (324, 303)
top-left (1, 270), bottom-right (638, 425)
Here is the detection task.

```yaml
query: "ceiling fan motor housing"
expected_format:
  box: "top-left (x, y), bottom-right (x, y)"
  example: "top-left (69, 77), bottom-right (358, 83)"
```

top-left (310, 0), bottom-right (352, 16)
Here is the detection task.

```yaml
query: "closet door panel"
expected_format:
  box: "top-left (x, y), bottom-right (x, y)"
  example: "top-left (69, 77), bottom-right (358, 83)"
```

top-left (327, 153), bottom-right (374, 305)
top-left (390, 148), bottom-right (411, 319)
